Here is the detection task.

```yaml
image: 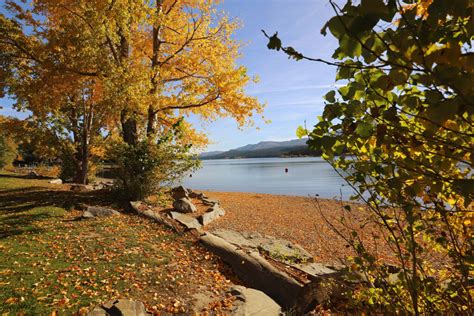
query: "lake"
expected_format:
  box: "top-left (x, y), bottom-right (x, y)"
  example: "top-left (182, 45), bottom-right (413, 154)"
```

top-left (182, 157), bottom-right (355, 199)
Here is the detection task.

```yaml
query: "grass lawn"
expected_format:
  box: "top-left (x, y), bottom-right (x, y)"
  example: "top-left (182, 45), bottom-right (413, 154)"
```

top-left (0, 172), bottom-right (235, 314)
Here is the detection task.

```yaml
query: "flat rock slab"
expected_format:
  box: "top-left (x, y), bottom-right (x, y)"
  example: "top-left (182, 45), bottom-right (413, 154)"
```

top-left (212, 229), bottom-right (313, 264)
top-left (201, 230), bottom-right (345, 313)
top-left (230, 285), bottom-right (282, 316)
top-left (83, 206), bottom-right (120, 219)
top-left (88, 299), bottom-right (151, 316)
top-left (48, 179), bottom-right (63, 184)
top-left (170, 211), bottom-right (202, 230)
top-left (70, 184), bottom-right (94, 192)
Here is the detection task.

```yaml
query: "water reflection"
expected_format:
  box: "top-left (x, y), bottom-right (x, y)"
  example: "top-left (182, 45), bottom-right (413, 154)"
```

top-left (182, 157), bottom-right (355, 199)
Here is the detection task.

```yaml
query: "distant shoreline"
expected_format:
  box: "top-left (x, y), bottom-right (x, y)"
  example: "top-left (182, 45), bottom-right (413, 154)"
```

top-left (200, 154), bottom-right (321, 160)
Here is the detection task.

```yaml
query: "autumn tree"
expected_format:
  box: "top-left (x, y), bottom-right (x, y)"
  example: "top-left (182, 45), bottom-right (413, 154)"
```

top-left (0, 115), bottom-right (18, 169)
top-left (1, 3), bottom-right (114, 183)
top-left (265, 0), bottom-right (472, 313)
top-left (1, 0), bottom-right (264, 190)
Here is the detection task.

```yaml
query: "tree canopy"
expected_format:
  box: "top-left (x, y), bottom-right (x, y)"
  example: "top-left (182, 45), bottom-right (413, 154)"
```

top-left (265, 0), bottom-right (472, 313)
top-left (1, 0), bottom-right (264, 184)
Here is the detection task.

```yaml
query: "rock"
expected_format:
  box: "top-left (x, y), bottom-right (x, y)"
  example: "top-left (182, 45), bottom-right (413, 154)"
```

top-left (230, 285), bottom-right (282, 316)
top-left (171, 185), bottom-right (189, 200)
top-left (129, 201), bottom-right (144, 213)
top-left (83, 206), bottom-right (120, 218)
top-left (172, 198), bottom-right (197, 213)
top-left (212, 229), bottom-right (261, 248)
top-left (70, 184), bottom-right (94, 192)
top-left (28, 171), bottom-right (40, 178)
top-left (170, 211), bottom-right (202, 230)
top-left (189, 191), bottom-right (205, 199)
top-left (48, 178), bottom-right (63, 184)
top-left (201, 198), bottom-right (219, 206)
top-left (199, 205), bottom-right (225, 226)
top-left (191, 291), bottom-right (215, 312)
top-left (82, 211), bottom-right (95, 219)
top-left (212, 229), bottom-right (312, 264)
top-left (258, 238), bottom-right (313, 264)
top-left (88, 299), bottom-right (151, 316)
top-left (200, 232), bottom-right (303, 311)
top-left (201, 230), bottom-right (346, 313)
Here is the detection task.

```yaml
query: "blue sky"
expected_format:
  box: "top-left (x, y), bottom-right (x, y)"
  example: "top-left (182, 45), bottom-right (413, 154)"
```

top-left (0, 0), bottom-right (340, 151)
top-left (197, 0), bottom-right (340, 151)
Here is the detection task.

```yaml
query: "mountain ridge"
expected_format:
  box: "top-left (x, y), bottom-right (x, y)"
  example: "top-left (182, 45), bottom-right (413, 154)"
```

top-left (200, 138), bottom-right (321, 159)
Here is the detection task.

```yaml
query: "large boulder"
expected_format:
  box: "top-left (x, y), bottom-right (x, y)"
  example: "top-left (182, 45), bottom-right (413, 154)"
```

top-left (172, 198), bottom-right (197, 213)
top-left (171, 185), bottom-right (189, 200)
top-left (88, 299), bottom-right (151, 316)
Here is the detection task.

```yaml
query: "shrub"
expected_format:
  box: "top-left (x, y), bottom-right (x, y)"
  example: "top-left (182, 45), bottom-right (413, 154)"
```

top-left (109, 140), bottom-right (198, 200)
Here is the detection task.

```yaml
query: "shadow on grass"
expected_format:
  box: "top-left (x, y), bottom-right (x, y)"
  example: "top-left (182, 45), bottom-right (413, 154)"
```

top-left (0, 174), bottom-right (121, 239)
top-left (0, 173), bottom-right (53, 180)
top-left (0, 211), bottom-right (58, 239)
top-left (0, 188), bottom-right (114, 214)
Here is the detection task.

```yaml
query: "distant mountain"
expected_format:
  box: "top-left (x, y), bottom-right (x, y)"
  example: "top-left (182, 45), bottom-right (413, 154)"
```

top-left (233, 138), bottom-right (307, 152)
top-left (199, 150), bottom-right (225, 158)
top-left (199, 138), bottom-right (321, 159)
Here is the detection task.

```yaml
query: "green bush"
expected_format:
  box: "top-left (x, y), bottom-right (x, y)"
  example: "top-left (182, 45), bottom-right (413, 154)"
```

top-left (109, 140), bottom-right (198, 200)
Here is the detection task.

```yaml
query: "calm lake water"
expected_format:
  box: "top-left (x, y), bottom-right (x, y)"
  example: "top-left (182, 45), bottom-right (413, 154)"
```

top-left (182, 157), bottom-right (355, 199)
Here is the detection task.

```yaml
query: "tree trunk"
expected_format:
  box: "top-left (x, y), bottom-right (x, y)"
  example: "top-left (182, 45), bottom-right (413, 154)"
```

top-left (121, 109), bottom-right (138, 146)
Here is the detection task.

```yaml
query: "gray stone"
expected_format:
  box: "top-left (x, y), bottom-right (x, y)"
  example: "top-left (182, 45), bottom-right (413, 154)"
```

top-left (172, 185), bottom-right (189, 200)
top-left (201, 198), bottom-right (219, 206)
top-left (258, 238), bottom-right (313, 264)
top-left (84, 206), bottom-right (120, 217)
top-left (28, 171), bottom-right (40, 178)
top-left (230, 285), bottom-right (282, 316)
top-left (201, 230), bottom-right (347, 313)
top-left (199, 205), bottom-right (225, 226)
top-left (200, 232), bottom-right (304, 311)
top-left (170, 211), bottom-right (202, 230)
top-left (88, 299), bottom-right (151, 316)
top-left (70, 184), bottom-right (94, 192)
top-left (82, 211), bottom-right (95, 219)
top-left (212, 229), bottom-right (260, 248)
top-left (191, 291), bottom-right (214, 312)
top-left (48, 178), bottom-right (63, 184)
top-left (212, 229), bottom-right (312, 264)
top-left (172, 198), bottom-right (197, 213)
top-left (189, 191), bottom-right (205, 199)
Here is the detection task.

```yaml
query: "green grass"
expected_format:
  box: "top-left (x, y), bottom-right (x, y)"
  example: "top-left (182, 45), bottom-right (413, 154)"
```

top-left (0, 171), bottom-right (232, 314)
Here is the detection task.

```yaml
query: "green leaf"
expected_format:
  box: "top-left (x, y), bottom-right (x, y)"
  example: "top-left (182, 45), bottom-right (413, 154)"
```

top-left (324, 90), bottom-right (336, 103)
top-left (266, 33), bottom-right (282, 51)
top-left (339, 35), bottom-right (362, 58)
top-left (355, 121), bottom-right (373, 138)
